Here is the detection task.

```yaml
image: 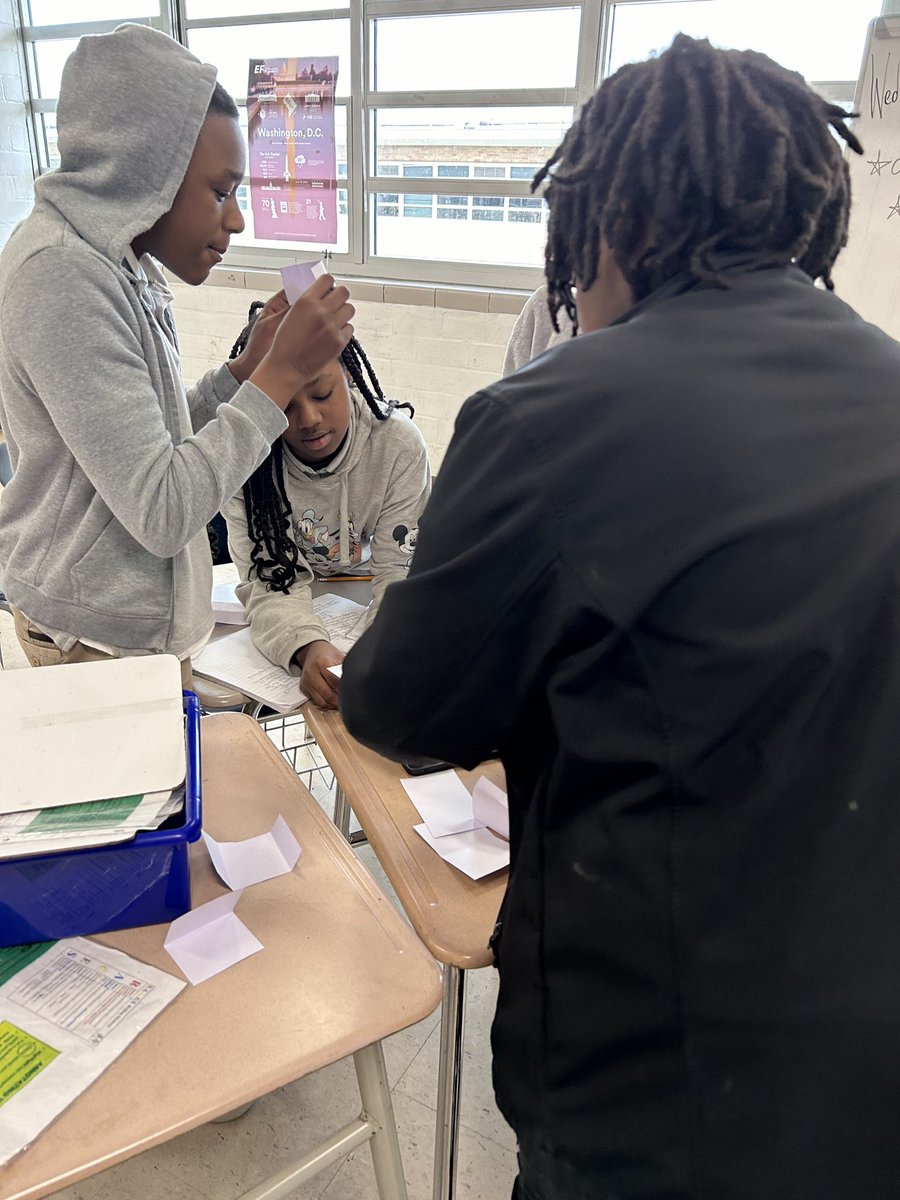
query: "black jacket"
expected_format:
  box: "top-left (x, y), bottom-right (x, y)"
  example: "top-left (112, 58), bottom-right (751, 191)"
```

top-left (342, 264), bottom-right (900, 1199)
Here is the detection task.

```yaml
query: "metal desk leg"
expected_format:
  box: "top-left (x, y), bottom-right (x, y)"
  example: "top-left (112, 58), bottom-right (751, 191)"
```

top-left (333, 782), bottom-right (352, 840)
top-left (432, 965), bottom-right (467, 1200)
top-left (355, 1041), bottom-right (410, 1200)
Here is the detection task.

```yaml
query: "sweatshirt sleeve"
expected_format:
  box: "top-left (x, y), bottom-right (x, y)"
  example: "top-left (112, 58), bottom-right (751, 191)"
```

top-left (1, 248), bottom-right (287, 559)
top-left (502, 294), bottom-right (539, 377)
top-left (223, 489), bottom-right (329, 674)
top-left (340, 389), bottom-right (561, 768)
top-left (365, 417), bottom-right (432, 627)
top-left (187, 361), bottom-right (241, 430)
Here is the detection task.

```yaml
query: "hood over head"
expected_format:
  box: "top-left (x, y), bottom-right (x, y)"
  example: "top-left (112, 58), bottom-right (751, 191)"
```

top-left (35, 23), bottom-right (218, 265)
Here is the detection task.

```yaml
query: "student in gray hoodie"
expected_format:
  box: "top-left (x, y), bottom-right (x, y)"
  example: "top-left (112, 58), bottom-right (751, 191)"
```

top-left (224, 308), bottom-right (430, 709)
top-left (0, 24), bottom-right (354, 681)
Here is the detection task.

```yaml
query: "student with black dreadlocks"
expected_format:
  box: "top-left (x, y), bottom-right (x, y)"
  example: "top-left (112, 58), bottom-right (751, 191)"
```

top-left (342, 33), bottom-right (900, 1200)
top-left (223, 304), bottom-right (430, 709)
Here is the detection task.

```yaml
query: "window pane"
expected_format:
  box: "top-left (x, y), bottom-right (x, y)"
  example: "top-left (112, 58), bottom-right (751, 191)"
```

top-left (373, 9), bottom-right (580, 91)
top-left (186, 0), bottom-right (341, 16)
top-left (608, 0), bottom-right (868, 93)
top-left (373, 192), bottom-right (548, 267)
top-left (373, 107), bottom-right (572, 177)
top-left (510, 165), bottom-right (541, 180)
top-left (27, 1), bottom-right (155, 21)
top-left (32, 38), bottom-right (77, 99)
top-left (188, 21), bottom-right (350, 100)
top-left (437, 195), bottom-right (469, 206)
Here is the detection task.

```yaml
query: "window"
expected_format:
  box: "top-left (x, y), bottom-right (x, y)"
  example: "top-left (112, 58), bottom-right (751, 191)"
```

top-left (18, 1), bottom-right (871, 289)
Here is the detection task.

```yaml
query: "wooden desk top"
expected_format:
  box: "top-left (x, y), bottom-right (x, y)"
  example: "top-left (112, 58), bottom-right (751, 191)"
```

top-left (3, 715), bottom-right (441, 1200)
top-left (303, 708), bottom-right (508, 972)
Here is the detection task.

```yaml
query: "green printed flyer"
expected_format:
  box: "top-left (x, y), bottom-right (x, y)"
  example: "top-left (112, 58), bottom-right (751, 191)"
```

top-left (0, 1020), bottom-right (59, 1107)
top-left (0, 941), bottom-right (54, 988)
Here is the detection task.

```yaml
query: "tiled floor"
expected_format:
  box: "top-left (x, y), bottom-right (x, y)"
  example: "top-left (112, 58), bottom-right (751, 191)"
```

top-left (0, 613), bottom-right (517, 1200)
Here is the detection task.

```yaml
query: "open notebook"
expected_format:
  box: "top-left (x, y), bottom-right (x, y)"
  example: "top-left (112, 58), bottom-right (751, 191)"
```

top-left (193, 593), bottom-right (367, 712)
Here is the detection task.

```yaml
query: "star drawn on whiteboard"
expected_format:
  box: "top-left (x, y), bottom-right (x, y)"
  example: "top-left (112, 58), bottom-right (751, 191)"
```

top-left (889, 195), bottom-right (900, 220)
top-left (868, 150), bottom-right (893, 176)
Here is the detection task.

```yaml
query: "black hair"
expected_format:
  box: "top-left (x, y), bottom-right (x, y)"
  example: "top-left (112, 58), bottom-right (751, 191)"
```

top-left (533, 34), bottom-right (863, 334)
top-left (230, 301), bottom-right (414, 593)
top-left (208, 80), bottom-right (239, 120)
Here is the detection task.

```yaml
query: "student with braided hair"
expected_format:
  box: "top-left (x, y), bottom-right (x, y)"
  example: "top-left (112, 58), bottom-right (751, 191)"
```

top-left (342, 35), bottom-right (900, 1200)
top-left (223, 303), bottom-right (429, 709)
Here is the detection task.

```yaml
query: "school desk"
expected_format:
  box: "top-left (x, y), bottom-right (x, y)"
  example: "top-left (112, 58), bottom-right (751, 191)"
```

top-left (1, 714), bottom-right (442, 1200)
top-left (302, 706), bottom-right (508, 1200)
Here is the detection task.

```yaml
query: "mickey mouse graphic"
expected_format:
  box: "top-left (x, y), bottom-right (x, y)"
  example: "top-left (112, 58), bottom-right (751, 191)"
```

top-left (392, 523), bottom-right (418, 569)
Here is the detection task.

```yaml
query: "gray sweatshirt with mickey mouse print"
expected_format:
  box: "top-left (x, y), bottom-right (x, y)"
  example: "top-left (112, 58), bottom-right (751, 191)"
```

top-left (224, 392), bottom-right (430, 673)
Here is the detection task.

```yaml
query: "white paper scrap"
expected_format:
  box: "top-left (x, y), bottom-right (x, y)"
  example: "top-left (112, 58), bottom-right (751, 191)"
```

top-left (414, 823), bottom-right (510, 881)
top-left (326, 663), bottom-right (343, 679)
top-left (280, 259), bottom-right (327, 304)
top-left (164, 890), bottom-right (263, 985)
top-left (211, 580), bottom-right (248, 626)
top-left (203, 815), bottom-right (301, 890)
top-left (401, 771), bottom-right (483, 838)
top-left (472, 777), bottom-right (509, 840)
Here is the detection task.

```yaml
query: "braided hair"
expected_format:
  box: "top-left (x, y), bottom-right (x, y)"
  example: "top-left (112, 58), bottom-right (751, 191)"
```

top-left (231, 301), bottom-right (414, 594)
top-left (533, 34), bottom-right (863, 334)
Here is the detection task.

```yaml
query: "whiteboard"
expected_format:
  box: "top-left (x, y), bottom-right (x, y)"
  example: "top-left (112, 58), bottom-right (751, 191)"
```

top-left (832, 15), bottom-right (900, 340)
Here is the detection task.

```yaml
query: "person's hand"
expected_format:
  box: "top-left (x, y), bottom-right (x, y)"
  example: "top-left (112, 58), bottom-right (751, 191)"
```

top-left (227, 290), bottom-right (290, 383)
top-left (294, 639), bottom-right (345, 710)
top-left (250, 275), bottom-right (355, 410)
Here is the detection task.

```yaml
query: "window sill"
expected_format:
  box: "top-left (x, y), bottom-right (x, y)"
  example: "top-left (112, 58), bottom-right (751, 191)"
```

top-left (200, 264), bottom-right (529, 316)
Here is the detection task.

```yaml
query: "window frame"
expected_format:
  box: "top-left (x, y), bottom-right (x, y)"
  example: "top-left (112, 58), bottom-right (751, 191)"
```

top-left (16, 0), bottom-right (864, 290)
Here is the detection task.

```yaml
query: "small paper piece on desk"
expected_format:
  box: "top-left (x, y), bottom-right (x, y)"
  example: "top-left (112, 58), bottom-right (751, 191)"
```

top-left (401, 770), bottom-right (482, 838)
top-left (280, 259), bottom-right (327, 305)
top-left (472, 777), bottom-right (509, 841)
top-left (203, 815), bottom-right (301, 890)
top-left (414, 823), bottom-right (510, 881)
top-left (326, 663), bottom-right (343, 679)
top-left (164, 890), bottom-right (263, 985)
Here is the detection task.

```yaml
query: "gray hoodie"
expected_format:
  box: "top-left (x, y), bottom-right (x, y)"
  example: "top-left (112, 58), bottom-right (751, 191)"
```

top-left (224, 394), bottom-right (430, 673)
top-left (0, 24), bottom-right (286, 654)
top-left (501, 284), bottom-right (574, 377)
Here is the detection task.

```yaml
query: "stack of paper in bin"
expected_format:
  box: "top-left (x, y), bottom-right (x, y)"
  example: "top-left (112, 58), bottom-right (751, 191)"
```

top-left (0, 655), bottom-right (188, 861)
top-left (0, 787), bottom-right (185, 860)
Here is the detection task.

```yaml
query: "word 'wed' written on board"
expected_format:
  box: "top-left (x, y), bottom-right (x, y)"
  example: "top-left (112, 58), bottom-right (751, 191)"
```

top-left (832, 19), bottom-right (900, 343)
top-left (247, 57), bottom-right (339, 245)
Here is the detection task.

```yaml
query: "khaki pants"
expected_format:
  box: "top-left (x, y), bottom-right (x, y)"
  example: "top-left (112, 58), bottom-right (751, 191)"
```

top-left (12, 606), bottom-right (194, 690)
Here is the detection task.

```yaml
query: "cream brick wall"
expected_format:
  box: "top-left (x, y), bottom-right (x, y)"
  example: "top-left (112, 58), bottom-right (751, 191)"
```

top-left (0, 0), bottom-right (32, 247)
top-left (171, 279), bottom-right (519, 471)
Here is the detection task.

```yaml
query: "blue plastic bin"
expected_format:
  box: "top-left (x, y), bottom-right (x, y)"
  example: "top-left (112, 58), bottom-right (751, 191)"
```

top-left (0, 691), bottom-right (202, 947)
